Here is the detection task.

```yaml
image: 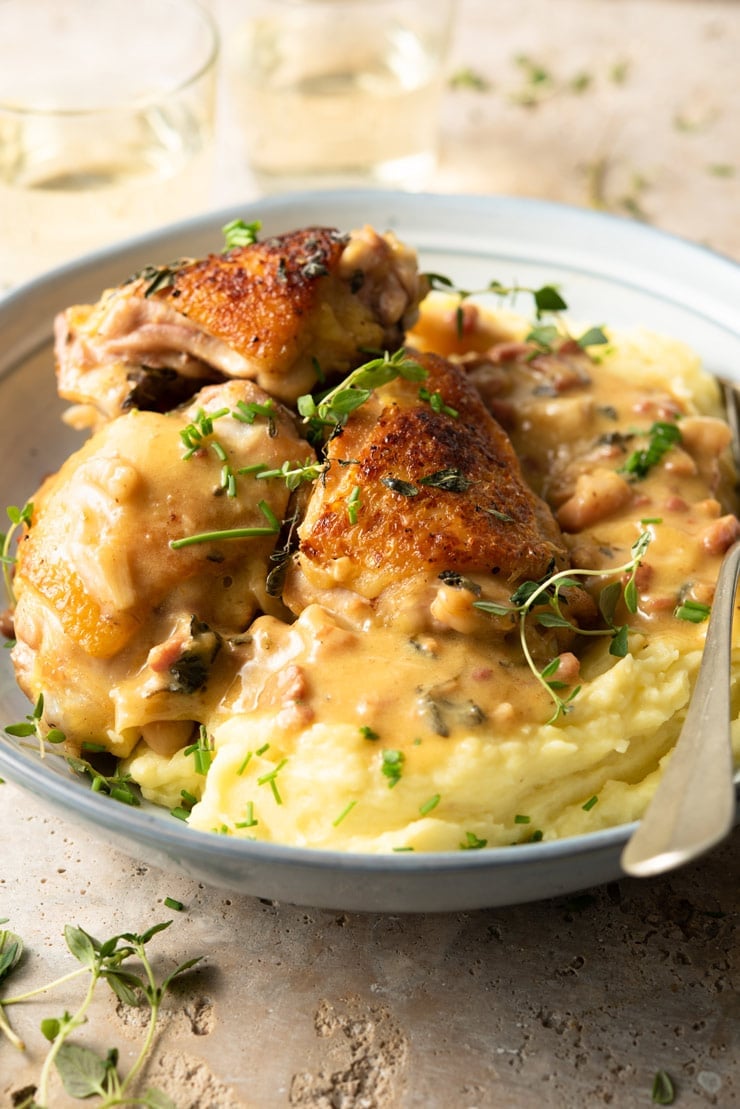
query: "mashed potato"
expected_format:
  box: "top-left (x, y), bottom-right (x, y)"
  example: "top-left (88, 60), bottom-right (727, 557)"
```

top-left (122, 299), bottom-right (740, 852)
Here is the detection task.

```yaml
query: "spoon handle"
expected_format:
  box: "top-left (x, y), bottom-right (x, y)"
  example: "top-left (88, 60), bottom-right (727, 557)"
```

top-left (621, 540), bottom-right (740, 877)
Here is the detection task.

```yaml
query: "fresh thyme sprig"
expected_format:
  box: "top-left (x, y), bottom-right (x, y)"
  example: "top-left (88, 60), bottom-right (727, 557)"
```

top-left (423, 273), bottom-right (609, 351)
top-left (296, 349), bottom-right (427, 439)
top-left (474, 530), bottom-right (652, 723)
top-left (4, 692), bottom-right (64, 758)
top-left (1, 501), bottom-right (33, 607)
top-left (254, 458), bottom-right (327, 491)
top-left (1, 919), bottom-right (200, 1109)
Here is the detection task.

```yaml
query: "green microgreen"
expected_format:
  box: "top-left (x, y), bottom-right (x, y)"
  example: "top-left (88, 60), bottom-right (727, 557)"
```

top-left (474, 529), bottom-right (652, 722)
top-left (222, 218), bottom-right (261, 250)
top-left (2, 501), bottom-right (33, 607)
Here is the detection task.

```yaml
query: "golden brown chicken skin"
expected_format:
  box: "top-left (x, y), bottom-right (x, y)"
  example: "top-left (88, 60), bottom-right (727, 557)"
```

top-left (55, 224), bottom-right (424, 428)
top-left (284, 349), bottom-right (588, 636)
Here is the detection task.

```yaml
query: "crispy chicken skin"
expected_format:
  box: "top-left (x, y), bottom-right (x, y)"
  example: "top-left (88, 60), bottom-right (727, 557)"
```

top-left (284, 349), bottom-right (588, 635)
top-left (55, 224), bottom-right (424, 428)
top-left (11, 380), bottom-right (314, 755)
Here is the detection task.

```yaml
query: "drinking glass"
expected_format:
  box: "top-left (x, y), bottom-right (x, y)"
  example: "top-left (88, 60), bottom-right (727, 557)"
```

top-left (228, 0), bottom-right (455, 193)
top-left (0, 0), bottom-right (219, 288)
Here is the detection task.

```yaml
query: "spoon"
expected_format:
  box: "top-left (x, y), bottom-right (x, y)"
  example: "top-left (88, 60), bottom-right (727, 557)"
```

top-left (621, 539), bottom-right (740, 877)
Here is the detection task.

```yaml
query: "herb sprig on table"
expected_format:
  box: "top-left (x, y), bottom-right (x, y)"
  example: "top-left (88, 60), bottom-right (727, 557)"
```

top-left (0, 918), bottom-right (201, 1109)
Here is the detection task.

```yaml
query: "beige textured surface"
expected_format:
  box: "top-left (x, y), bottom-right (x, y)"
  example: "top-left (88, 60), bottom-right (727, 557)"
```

top-left (2, 1), bottom-right (740, 1106)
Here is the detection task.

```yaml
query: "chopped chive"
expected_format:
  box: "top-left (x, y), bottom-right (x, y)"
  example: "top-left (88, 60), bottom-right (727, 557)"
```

top-left (332, 800), bottom-right (358, 827)
top-left (392, 846), bottom-right (415, 853)
top-left (256, 743), bottom-right (270, 756)
top-left (170, 806), bottom-right (191, 821)
top-left (359, 725), bottom-right (380, 741)
top-left (514, 814), bottom-right (531, 824)
top-left (530, 830), bottom-right (544, 842)
top-left (235, 801), bottom-right (258, 828)
top-left (164, 897), bottom-right (183, 912)
top-left (237, 751), bottom-right (253, 776)
top-left (419, 794), bottom-right (441, 816)
top-left (582, 795), bottom-right (598, 811)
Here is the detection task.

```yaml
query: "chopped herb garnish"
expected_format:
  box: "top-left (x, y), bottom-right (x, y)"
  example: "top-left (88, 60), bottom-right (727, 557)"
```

top-left (674, 599), bottom-right (711, 623)
top-left (347, 484), bottom-right (361, 524)
top-left (582, 795), bottom-right (599, 811)
top-left (514, 814), bottom-right (531, 824)
top-left (460, 831), bottom-right (487, 850)
top-left (332, 800), bottom-right (358, 827)
top-left (235, 801), bottom-right (258, 828)
top-left (257, 758), bottom-right (288, 805)
top-left (183, 725), bottom-right (214, 776)
top-left (164, 897), bottom-right (184, 912)
top-left (359, 725), bottom-right (380, 741)
top-left (381, 749), bottom-right (405, 788)
top-left (419, 794), bottom-right (441, 816)
top-left (222, 218), bottom-right (261, 250)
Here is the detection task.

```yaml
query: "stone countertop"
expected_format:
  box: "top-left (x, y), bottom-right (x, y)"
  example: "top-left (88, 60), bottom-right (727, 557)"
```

top-left (2, 1), bottom-right (740, 1107)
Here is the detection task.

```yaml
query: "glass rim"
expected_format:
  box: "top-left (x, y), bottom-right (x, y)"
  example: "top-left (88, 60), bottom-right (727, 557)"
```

top-left (0, 0), bottom-right (219, 117)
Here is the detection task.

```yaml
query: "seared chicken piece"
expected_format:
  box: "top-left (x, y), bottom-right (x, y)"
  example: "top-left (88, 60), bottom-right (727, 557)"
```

top-left (11, 380), bottom-right (314, 756)
top-left (284, 349), bottom-right (591, 638)
top-left (55, 224), bottom-right (424, 428)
